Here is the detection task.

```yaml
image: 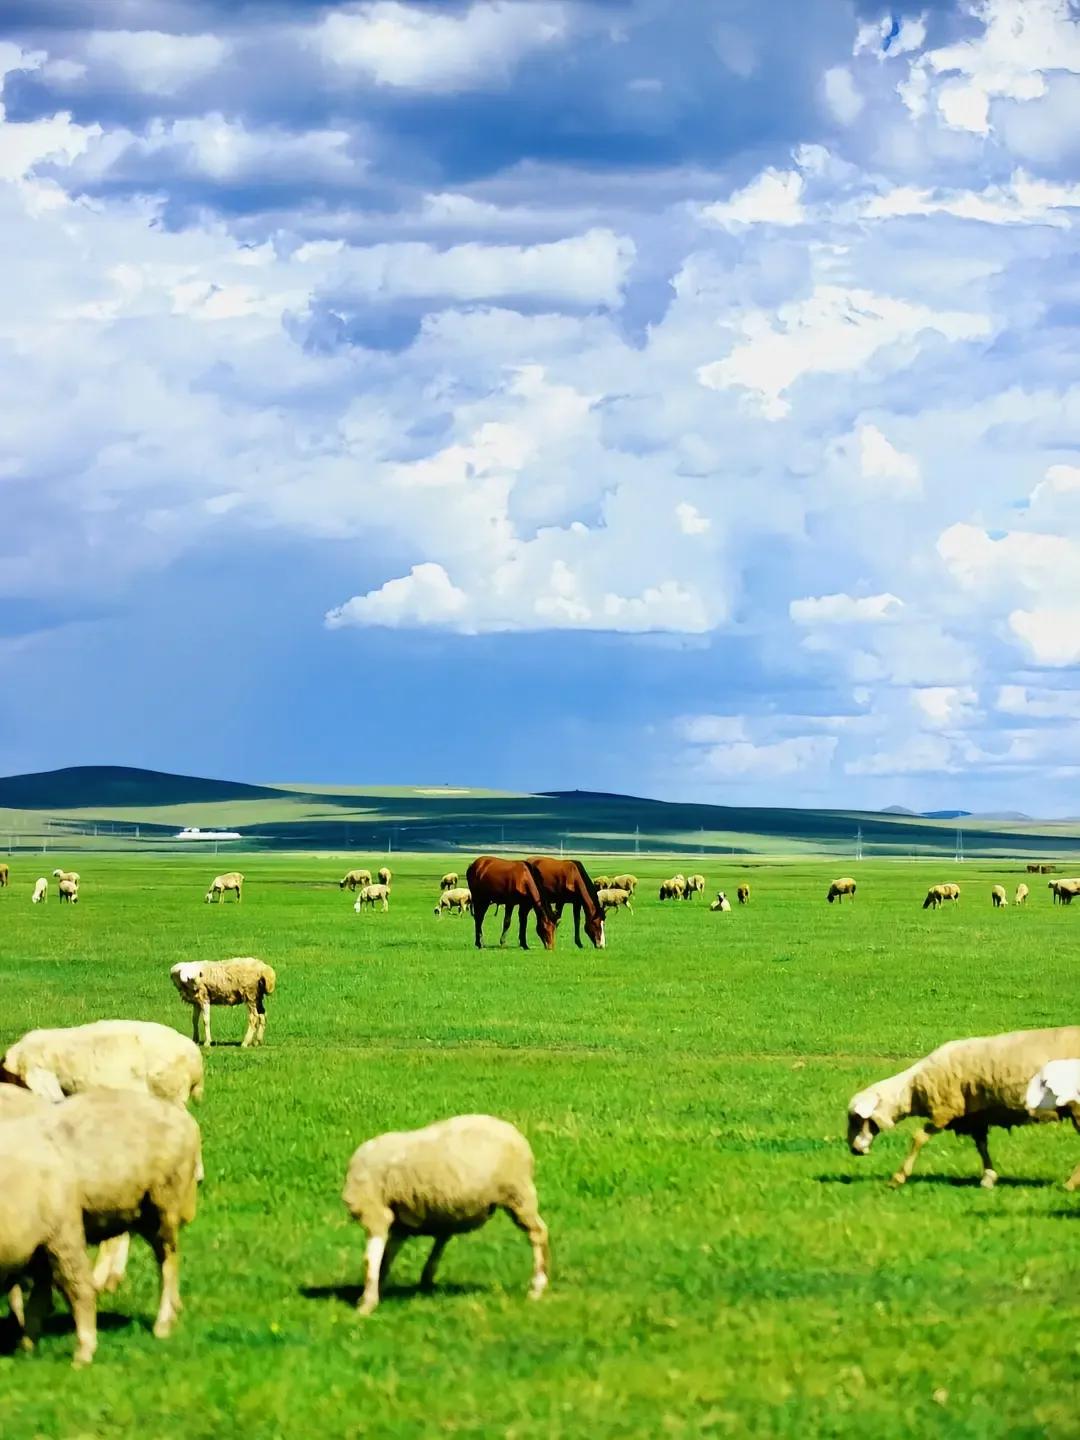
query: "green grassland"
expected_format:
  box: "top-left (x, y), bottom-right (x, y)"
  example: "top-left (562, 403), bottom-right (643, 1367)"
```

top-left (0, 852), bottom-right (1077, 1439)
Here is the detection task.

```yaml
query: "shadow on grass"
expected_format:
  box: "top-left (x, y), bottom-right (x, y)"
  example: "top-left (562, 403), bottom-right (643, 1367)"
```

top-left (0, 1308), bottom-right (134, 1356)
top-left (300, 1280), bottom-right (485, 1308)
top-left (816, 1173), bottom-right (1052, 1188)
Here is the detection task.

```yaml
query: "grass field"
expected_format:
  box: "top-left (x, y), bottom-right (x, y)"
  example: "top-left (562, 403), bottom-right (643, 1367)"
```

top-left (0, 853), bottom-right (1077, 1439)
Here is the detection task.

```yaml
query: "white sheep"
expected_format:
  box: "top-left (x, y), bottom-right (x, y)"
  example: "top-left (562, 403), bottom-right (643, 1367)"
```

top-left (342, 1114), bottom-right (549, 1316)
top-left (596, 887), bottom-right (632, 914)
top-left (377, 866), bottom-right (392, 887)
top-left (658, 877), bottom-right (685, 901)
top-left (31, 878), bottom-right (47, 905)
top-left (0, 1019), bottom-right (205, 1109)
top-left (684, 874), bottom-right (706, 900)
top-left (610, 874), bottom-right (638, 894)
top-left (339, 869), bottom-right (373, 892)
top-left (709, 891), bottom-right (732, 912)
top-left (354, 883), bottom-right (389, 913)
top-left (58, 879), bottom-right (79, 905)
top-left (52, 870), bottom-right (80, 885)
top-left (434, 888), bottom-right (472, 917)
top-left (737, 884), bottom-right (750, 905)
top-left (1026, 1059), bottom-right (1080, 1190)
top-left (848, 1024), bottom-right (1080, 1188)
top-left (170, 958), bottom-right (277, 1048)
top-left (827, 877), bottom-right (856, 904)
top-left (0, 1118), bottom-right (97, 1366)
top-left (204, 871), bottom-right (243, 904)
top-left (1015, 882), bottom-right (1030, 905)
top-left (0, 862), bottom-right (9, 888)
top-left (439, 872), bottom-right (459, 891)
top-left (922, 883), bottom-right (960, 910)
top-left (991, 884), bottom-right (1008, 908)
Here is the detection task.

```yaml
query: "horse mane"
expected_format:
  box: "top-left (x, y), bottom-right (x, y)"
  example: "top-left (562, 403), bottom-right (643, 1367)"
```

top-left (571, 860), bottom-right (601, 911)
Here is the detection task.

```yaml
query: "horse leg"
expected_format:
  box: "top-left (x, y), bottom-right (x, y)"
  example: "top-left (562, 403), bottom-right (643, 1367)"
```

top-left (518, 903), bottom-right (530, 950)
top-left (573, 901), bottom-right (583, 948)
top-left (473, 899), bottom-right (489, 949)
top-left (500, 903), bottom-right (515, 947)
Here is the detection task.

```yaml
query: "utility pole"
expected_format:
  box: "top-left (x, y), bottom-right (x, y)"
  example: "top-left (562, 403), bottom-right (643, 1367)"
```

top-left (954, 827), bottom-right (964, 863)
top-left (634, 825), bottom-right (640, 855)
top-left (855, 825), bottom-right (863, 862)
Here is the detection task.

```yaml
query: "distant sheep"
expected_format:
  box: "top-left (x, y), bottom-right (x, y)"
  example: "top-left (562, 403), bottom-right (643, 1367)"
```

top-left (52, 870), bottom-right (79, 885)
top-left (0, 1118), bottom-right (97, 1366)
top-left (827, 877), bottom-right (856, 904)
top-left (354, 883), bottom-right (389, 913)
top-left (377, 867), bottom-right (392, 887)
top-left (1027, 863), bottom-right (1055, 873)
top-left (659, 877), bottom-right (686, 901)
top-left (1026, 1060), bottom-right (1080, 1190)
top-left (684, 874), bottom-right (706, 900)
top-left (991, 884), bottom-right (1008, 908)
top-left (204, 871), bottom-right (243, 904)
top-left (923, 883), bottom-right (960, 910)
top-left (610, 874), bottom-right (638, 894)
top-left (342, 1114), bottom-right (549, 1316)
top-left (170, 958), bottom-right (277, 1048)
top-left (0, 863), bottom-right (9, 888)
top-left (592, 875), bottom-right (612, 890)
top-left (31, 877), bottom-right (47, 904)
top-left (596, 887), bottom-right (632, 913)
top-left (737, 884), bottom-right (750, 905)
top-left (339, 869), bottom-right (373, 892)
top-left (0, 1019), bottom-right (204, 1109)
top-left (1015, 882), bottom-right (1029, 905)
top-left (58, 879), bottom-right (79, 905)
top-left (434, 888), bottom-right (472, 918)
top-left (848, 1024), bottom-right (1080, 1187)
top-left (709, 892), bottom-right (732, 912)
top-left (439, 872), bottom-right (459, 891)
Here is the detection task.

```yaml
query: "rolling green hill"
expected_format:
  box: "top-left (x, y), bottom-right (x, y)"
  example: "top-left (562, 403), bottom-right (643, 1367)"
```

top-left (2, 765), bottom-right (1080, 860)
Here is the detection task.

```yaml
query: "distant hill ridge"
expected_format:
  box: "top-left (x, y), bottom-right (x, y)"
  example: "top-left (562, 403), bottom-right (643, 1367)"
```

top-left (0, 765), bottom-right (291, 810)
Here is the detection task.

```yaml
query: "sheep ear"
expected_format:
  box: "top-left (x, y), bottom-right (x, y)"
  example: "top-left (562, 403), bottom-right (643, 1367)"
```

top-left (852, 1091), bottom-right (878, 1120)
top-left (23, 1067), bottom-right (65, 1103)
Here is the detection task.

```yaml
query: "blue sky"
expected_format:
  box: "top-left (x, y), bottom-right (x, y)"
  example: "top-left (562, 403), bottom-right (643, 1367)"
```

top-left (2, 1), bottom-right (1080, 810)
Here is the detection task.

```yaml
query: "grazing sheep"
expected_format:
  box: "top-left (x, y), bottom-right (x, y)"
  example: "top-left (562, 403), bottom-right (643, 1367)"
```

top-left (31, 878), bottom-right (47, 904)
top-left (596, 887), bottom-right (632, 914)
top-left (684, 874), bottom-right (706, 900)
top-left (1026, 1060), bottom-right (1080, 1190)
top-left (610, 874), bottom-right (638, 894)
top-left (827, 877), bottom-right (857, 904)
top-left (0, 1020), bottom-right (204, 1109)
top-left (1016, 882), bottom-right (1030, 905)
top-left (737, 884), bottom-right (750, 905)
top-left (339, 869), bottom-right (373, 892)
top-left (58, 879), bottom-right (79, 905)
top-left (439, 872), bottom-right (459, 891)
top-left (342, 1114), bottom-right (549, 1317)
top-left (434, 888), bottom-right (472, 918)
top-left (377, 867), bottom-right (392, 887)
top-left (0, 863), bottom-right (9, 888)
top-left (659, 876), bottom-right (686, 901)
top-left (709, 892), bottom-right (732, 912)
top-left (0, 1119), bottom-right (97, 1367)
top-left (923, 883), bottom-right (960, 910)
top-left (38, 1091), bottom-right (201, 1336)
top-left (204, 871), bottom-right (243, 904)
top-left (847, 1024), bottom-right (1080, 1188)
top-left (592, 875), bottom-right (612, 890)
top-left (52, 870), bottom-right (79, 885)
top-left (170, 958), bottom-right (277, 1048)
top-left (991, 884), bottom-right (1008, 908)
top-left (354, 883), bottom-right (389, 913)
top-left (1050, 878), bottom-right (1080, 905)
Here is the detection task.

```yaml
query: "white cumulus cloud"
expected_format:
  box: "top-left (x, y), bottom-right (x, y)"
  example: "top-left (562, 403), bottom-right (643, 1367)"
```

top-left (790, 592), bottom-right (904, 625)
top-left (699, 168), bottom-right (805, 228)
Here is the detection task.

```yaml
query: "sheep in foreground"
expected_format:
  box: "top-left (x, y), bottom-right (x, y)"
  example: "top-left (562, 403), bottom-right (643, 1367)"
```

top-left (1050, 878), bottom-right (1080, 904)
top-left (339, 869), bottom-right (373, 891)
top-left (342, 1114), bottom-right (549, 1317)
top-left (610, 874), bottom-right (638, 894)
top-left (991, 884), bottom-right (1008, 908)
top-left (52, 869), bottom-right (79, 885)
top-left (434, 888), bottom-right (472, 917)
top-left (923, 883), bottom-right (960, 910)
top-left (31, 877), bottom-right (47, 904)
top-left (0, 863), bottom-right (9, 888)
top-left (0, 1119), bottom-right (97, 1367)
top-left (684, 874), bottom-right (706, 900)
top-left (737, 884), bottom-right (750, 904)
top-left (170, 958), bottom-right (277, 1048)
top-left (1026, 1060), bottom-right (1080, 1190)
top-left (1015, 882), bottom-right (1029, 905)
top-left (39, 1091), bottom-right (202, 1335)
top-left (709, 892), bottom-right (732, 912)
top-left (439, 872), bottom-right (459, 891)
top-left (847, 1024), bottom-right (1080, 1188)
top-left (354, 883), bottom-right (389, 913)
top-left (827, 877), bottom-right (856, 904)
top-left (1, 1019), bottom-right (204, 1109)
top-left (205, 871), bottom-right (243, 904)
top-left (58, 879), bottom-right (79, 904)
top-left (377, 866), bottom-right (392, 887)
top-left (597, 887), bottom-right (632, 913)
top-left (659, 877), bottom-right (685, 901)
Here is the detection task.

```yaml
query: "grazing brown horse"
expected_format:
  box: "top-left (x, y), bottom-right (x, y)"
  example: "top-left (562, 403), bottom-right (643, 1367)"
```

top-left (526, 857), bottom-right (605, 949)
top-left (466, 857), bottom-right (557, 951)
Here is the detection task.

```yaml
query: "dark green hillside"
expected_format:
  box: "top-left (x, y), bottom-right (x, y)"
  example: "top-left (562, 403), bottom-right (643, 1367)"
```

top-left (0, 765), bottom-right (293, 810)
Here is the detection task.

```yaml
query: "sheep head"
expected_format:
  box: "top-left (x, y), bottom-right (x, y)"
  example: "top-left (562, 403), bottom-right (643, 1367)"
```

top-left (847, 1086), bottom-right (897, 1154)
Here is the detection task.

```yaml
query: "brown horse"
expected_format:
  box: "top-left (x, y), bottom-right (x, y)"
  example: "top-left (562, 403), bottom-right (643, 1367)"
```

top-left (465, 857), bottom-right (557, 951)
top-left (526, 857), bottom-right (605, 949)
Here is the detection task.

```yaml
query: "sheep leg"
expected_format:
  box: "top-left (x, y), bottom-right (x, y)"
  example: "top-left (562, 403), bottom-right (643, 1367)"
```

top-left (1064, 1159), bottom-right (1080, 1192)
top-left (970, 1124), bottom-right (998, 1188)
top-left (358, 1230), bottom-right (388, 1316)
top-left (241, 1001), bottom-right (258, 1048)
top-left (255, 1008), bottom-right (267, 1045)
top-left (93, 1232), bottom-right (131, 1293)
top-left (18, 1252), bottom-right (53, 1353)
top-left (50, 1231), bottom-right (98, 1368)
top-left (190, 1003), bottom-right (202, 1045)
top-left (889, 1124), bottom-right (940, 1186)
top-left (504, 1190), bottom-right (550, 1300)
top-left (380, 1229), bottom-right (406, 1287)
top-left (200, 1001), bottom-right (212, 1048)
top-left (419, 1236), bottom-right (449, 1291)
top-left (149, 1230), bottom-right (182, 1339)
